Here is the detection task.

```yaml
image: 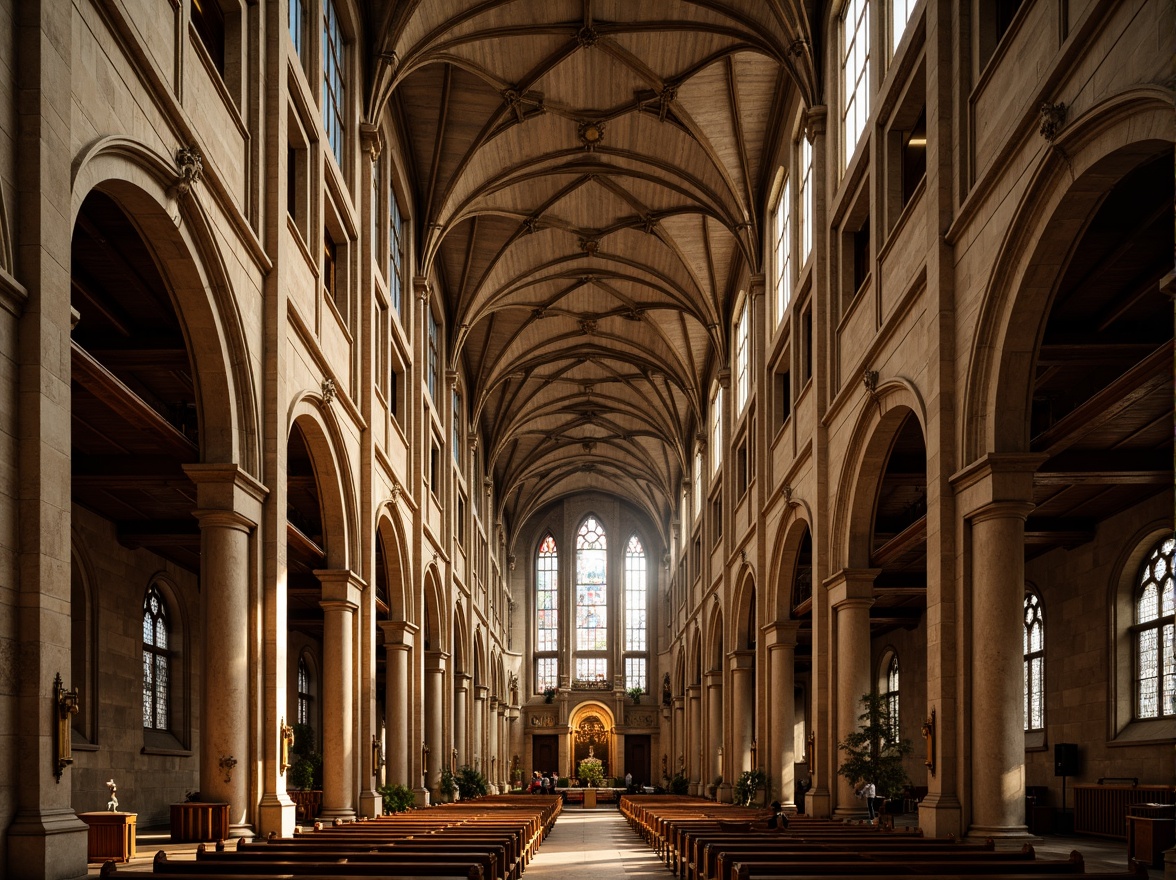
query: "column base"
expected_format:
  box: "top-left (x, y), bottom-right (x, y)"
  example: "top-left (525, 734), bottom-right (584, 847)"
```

top-left (808, 789), bottom-right (832, 819)
top-left (965, 824), bottom-right (1039, 849)
top-left (833, 806), bottom-right (871, 821)
top-left (413, 787), bottom-right (431, 807)
top-left (6, 807), bottom-right (88, 880)
top-left (319, 808), bottom-right (357, 823)
top-left (359, 790), bottom-right (382, 819)
top-left (688, 782), bottom-right (701, 796)
top-left (717, 782), bottom-right (733, 803)
top-left (257, 793), bottom-right (296, 838)
top-left (228, 822), bottom-right (255, 838)
top-left (917, 792), bottom-right (962, 839)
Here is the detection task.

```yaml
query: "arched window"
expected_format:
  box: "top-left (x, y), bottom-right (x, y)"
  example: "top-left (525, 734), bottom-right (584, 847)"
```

top-left (774, 177), bottom-right (792, 324)
top-left (711, 387), bottom-right (723, 472)
top-left (1135, 536), bottom-right (1175, 719)
top-left (575, 517), bottom-right (607, 681)
top-left (297, 657), bottom-right (312, 725)
top-left (735, 302), bottom-right (749, 412)
top-left (882, 654), bottom-right (899, 741)
top-left (142, 585), bottom-right (170, 730)
top-left (1024, 592), bottom-right (1044, 731)
top-left (535, 534), bottom-right (559, 693)
top-left (624, 535), bottom-right (648, 692)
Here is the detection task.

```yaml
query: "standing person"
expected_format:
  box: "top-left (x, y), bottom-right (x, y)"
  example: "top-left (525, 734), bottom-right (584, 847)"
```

top-left (624, 771), bottom-right (633, 792)
top-left (861, 781), bottom-right (876, 820)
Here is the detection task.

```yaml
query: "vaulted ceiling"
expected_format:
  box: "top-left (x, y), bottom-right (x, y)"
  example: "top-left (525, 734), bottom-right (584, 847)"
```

top-left (373, 1), bottom-right (817, 539)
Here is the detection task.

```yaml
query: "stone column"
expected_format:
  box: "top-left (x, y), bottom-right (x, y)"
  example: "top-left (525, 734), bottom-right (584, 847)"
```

top-left (705, 670), bottom-right (724, 797)
top-left (686, 684), bottom-right (702, 794)
top-left (317, 570), bottom-right (363, 821)
top-left (968, 500), bottom-right (1034, 840)
top-left (194, 508), bottom-right (256, 834)
top-left (672, 696), bottom-right (685, 779)
top-left (454, 673), bottom-right (470, 766)
top-left (474, 685), bottom-right (488, 770)
top-left (424, 651), bottom-right (448, 797)
top-left (379, 621), bottom-right (416, 786)
top-left (488, 697), bottom-right (500, 789)
top-left (828, 569), bottom-right (876, 819)
top-left (729, 650), bottom-right (755, 777)
top-left (497, 703), bottom-right (507, 791)
top-left (765, 622), bottom-right (799, 810)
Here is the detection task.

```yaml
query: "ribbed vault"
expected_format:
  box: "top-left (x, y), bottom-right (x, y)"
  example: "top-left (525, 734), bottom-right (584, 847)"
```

top-left (374, 0), bottom-right (815, 536)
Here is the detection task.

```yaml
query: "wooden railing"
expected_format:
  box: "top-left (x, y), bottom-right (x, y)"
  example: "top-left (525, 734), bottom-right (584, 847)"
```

top-left (1073, 783), bottom-right (1175, 839)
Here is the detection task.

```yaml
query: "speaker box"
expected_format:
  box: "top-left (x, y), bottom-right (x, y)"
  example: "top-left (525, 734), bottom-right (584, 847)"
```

top-left (1054, 742), bottom-right (1078, 777)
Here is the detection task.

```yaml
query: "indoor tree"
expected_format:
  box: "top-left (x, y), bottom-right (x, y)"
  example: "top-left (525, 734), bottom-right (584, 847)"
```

top-left (837, 691), bottom-right (912, 809)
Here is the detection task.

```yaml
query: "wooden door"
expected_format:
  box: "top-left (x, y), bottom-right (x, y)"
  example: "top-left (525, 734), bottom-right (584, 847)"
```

top-left (532, 735), bottom-right (558, 777)
top-left (624, 734), bottom-right (651, 788)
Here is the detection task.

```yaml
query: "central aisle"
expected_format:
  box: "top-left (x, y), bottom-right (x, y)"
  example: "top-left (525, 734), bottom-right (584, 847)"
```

top-left (526, 808), bottom-right (669, 880)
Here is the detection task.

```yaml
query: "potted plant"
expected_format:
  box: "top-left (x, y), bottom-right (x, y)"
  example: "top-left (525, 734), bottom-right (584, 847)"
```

top-left (542, 687), bottom-right (556, 704)
top-left (456, 765), bottom-right (489, 799)
top-left (577, 756), bottom-right (605, 788)
top-left (438, 767), bottom-right (457, 802)
top-left (378, 783), bottom-right (415, 813)
top-left (837, 692), bottom-right (912, 819)
top-left (627, 686), bottom-right (643, 705)
top-left (733, 769), bottom-right (768, 806)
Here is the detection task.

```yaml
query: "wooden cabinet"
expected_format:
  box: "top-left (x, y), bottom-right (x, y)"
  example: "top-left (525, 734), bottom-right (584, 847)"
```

top-left (1127, 804), bottom-right (1176, 869)
top-left (170, 802), bottom-right (230, 842)
top-left (78, 811), bottom-right (136, 863)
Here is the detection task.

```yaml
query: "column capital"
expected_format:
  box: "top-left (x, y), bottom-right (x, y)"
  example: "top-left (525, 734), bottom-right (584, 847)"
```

top-left (727, 649), bottom-right (755, 670)
top-left (825, 568), bottom-right (879, 607)
top-left (971, 499), bottom-right (1035, 525)
top-left (474, 685), bottom-right (490, 701)
top-left (183, 462), bottom-right (268, 511)
top-left (192, 508), bottom-right (256, 533)
top-left (424, 650), bottom-right (449, 672)
top-left (315, 569), bottom-right (365, 606)
top-left (454, 672), bottom-right (473, 689)
top-left (686, 683), bottom-right (702, 698)
top-left (951, 452), bottom-right (1047, 514)
top-left (378, 619), bottom-right (418, 648)
top-left (762, 621), bottom-right (800, 648)
top-left (704, 670), bottom-right (723, 688)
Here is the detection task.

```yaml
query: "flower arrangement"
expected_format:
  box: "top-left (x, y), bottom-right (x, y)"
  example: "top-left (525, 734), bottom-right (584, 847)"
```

top-left (577, 756), bottom-right (605, 788)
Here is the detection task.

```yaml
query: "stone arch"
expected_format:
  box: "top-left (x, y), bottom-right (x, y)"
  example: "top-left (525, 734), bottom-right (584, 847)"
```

top-left (71, 137), bottom-right (260, 474)
top-left (374, 511), bottom-right (411, 622)
top-left (770, 513), bottom-right (814, 620)
top-left (706, 602), bottom-right (725, 673)
top-left (962, 88), bottom-right (1174, 460)
top-left (452, 603), bottom-right (468, 675)
top-left (422, 564), bottom-right (446, 652)
top-left (732, 567), bottom-right (757, 650)
top-left (69, 538), bottom-right (99, 743)
top-left (829, 381), bottom-right (927, 571)
top-left (288, 400), bottom-right (356, 570)
top-left (687, 625), bottom-right (702, 685)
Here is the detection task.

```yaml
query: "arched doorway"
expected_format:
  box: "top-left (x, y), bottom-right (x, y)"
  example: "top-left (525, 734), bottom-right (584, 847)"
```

top-left (568, 703), bottom-right (616, 782)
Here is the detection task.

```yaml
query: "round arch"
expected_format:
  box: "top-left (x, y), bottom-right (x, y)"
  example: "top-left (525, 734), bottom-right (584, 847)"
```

top-left (70, 138), bottom-right (260, 473)
top-left (288, 400), bottom-right (356, 571)
top-left (962, 89), bottom-right (1174, 460)
top-left (374, 511), bottom-right (412, 622)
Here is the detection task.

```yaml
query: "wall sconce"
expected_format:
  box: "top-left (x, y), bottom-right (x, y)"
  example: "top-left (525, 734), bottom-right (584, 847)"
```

top-left (280, 719), bottom-right (294, 775)
top-left (372, 735), bottom-right (384, 778)
top-left (921, 709), bottom-right (936, 777)
top-left (219, 755), bottom-right (238, 784)
top-left (54, 673), bottom-right (79, 783)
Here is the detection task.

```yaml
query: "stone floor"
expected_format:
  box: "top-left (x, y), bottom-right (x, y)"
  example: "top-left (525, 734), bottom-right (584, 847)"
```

top-left (88, 807), bottom-right (1140, 877)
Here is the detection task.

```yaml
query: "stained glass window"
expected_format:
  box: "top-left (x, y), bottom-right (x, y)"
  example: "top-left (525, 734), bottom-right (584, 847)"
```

top-left (535, 657), bottom-right (558, 693)
top-left (322, 0), bottom-right (345, 166)
top-left (297, 657), bottom-right (311, 725)
top-left (625, 535), bottom-right (647, 652)
top-left (576, 657), bottom-right (608, 682)
top-left (536, 534), bottom-right (559, 655)
top-left (1135, 536), bottom-right (1175, 719)
top-left (142, 585), bottom-right (170, 730)
top-left (625, 657), bottom-right (647, 693)
top-left (1024, 593), bottom-right (1044, 731)
top-left (882, 654), bottom-right (899, 741)
top-left (576, 517), bottom-right (607, 652)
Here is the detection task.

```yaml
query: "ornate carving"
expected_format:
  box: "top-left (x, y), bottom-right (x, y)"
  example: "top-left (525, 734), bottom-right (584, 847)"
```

top-left (322, 378), bottom-right (337, 405)
top-left (657, 85), bottom-right (677, 121)
top-left (528, 712), bottom-right (558, 728)
top-left (578, 120), bottom-right (605, 150)
top-left (523, 215), bottom-right (541, 235)
top-left (862, 368), bottom-right (878, 395)
top-left (576, 25), bottom-right (598, 48)
top-left (174, 145), bottom-right (204, 198)
top-left (1038, 101), bottom-right (1066, 142)
top-left (579, 236), bottom-right (600, 256)
top-left (579, 318), bottom-right (597, 335)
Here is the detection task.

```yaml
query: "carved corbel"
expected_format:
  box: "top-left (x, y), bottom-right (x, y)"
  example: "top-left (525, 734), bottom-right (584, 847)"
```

top-left (321, 378), bottom-right (337, 406)
top-left (173, 145), bottom-right (204, 199)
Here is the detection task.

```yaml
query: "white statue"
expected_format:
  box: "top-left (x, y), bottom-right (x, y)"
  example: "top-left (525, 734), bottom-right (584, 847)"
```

top-left (105, 778), bottom-right (118, 812)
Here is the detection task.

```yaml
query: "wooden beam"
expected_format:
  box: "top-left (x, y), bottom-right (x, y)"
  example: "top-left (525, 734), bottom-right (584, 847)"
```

top-left (1033, 340), bottom-right (1173, 457)
top-left (71, 341), bottom-right (198, 459)
top-left (871, 515), bottom-right (927, 567)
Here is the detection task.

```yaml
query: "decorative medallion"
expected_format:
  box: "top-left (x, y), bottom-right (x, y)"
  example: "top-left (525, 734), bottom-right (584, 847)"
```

top-left (578, 120), bottom-right (605, 151)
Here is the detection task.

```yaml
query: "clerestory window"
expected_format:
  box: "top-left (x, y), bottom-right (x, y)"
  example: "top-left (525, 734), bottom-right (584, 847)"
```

top-left (842, 0), bottom-right (871, 168)
top-left (322, 0), bottom-right (345, 167)
top-left (774, 178), bottom-right (792, 325)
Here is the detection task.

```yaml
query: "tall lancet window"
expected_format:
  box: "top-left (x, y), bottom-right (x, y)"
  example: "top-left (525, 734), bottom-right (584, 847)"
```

top-left (1024, 593), bottom-right (1044, 730)
top-left (535, 534), bottom-right (559, 693)
top-left (575, 517), bottom-right (608, 681)
top-left (624, 534), bottom-right (648, 692)
top-left (142, 585), bottom-right (170, 730)
top-left (883, 654), bottom-right (899, 741)
top-left (1136, 536), bottom-right (1175, 718)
